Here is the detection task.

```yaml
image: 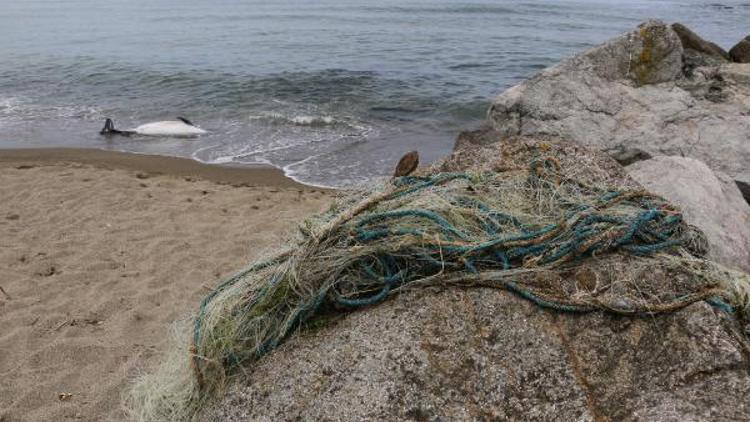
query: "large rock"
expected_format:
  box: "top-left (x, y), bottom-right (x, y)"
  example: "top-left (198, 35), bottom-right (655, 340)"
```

top-left (206, 288), bottom-right (749, 421)
top-left (628, 156), bottom-right (750, 273)
top-left (205, 138), bottom-right (750, 421)
top-left (729, 35), bottom-right (750, 63)
top-left (487, 20), bottom-right (750, 197)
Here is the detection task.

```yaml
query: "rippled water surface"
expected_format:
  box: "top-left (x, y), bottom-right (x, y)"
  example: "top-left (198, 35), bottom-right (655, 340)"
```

top-left (1, 0), bottom-right (748, 186)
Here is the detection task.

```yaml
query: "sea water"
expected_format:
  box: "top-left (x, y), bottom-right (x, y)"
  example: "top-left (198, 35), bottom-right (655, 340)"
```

top-left (1, 0), bottom-right (748, 186)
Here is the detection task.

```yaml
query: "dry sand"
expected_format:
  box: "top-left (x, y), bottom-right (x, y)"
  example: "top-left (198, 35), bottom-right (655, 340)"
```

top-left (0, 149), bottom-right (334, 421)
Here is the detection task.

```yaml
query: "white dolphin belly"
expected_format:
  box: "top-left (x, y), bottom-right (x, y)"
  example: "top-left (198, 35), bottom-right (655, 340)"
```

top-left (132, 121), bottom-right (207, 137)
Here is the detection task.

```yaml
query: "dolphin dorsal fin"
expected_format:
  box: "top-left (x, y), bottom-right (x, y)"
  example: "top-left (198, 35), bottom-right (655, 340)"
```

top-left (176, 116), bottom-right (194, 126)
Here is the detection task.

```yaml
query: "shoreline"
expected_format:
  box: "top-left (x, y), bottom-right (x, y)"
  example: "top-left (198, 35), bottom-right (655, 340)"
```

top-left (0, 147), bottom-right (320, 190)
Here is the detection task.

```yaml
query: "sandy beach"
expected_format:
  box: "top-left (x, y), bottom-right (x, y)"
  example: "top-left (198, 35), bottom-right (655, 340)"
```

top-left (0, 149), bottom-right (333, 421)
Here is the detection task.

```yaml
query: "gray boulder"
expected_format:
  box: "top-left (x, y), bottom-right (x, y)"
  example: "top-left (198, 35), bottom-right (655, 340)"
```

top-left (729, 35), bottom-right (750, 63)
top-left (487, 20), bottom-right (750, 198)
top-left (206, 288), bottom-right (749, 422)
top-left (628, 156), bottom-right (750, 273)
top-left (205, 138), bottom-right (750, 422)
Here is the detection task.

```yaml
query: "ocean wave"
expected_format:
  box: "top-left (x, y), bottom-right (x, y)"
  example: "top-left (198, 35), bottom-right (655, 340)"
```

top-left (0, 97), bottom-right (20, 119)
top-left (248, 112), bottom-right (343, 128)
top-left (0, 96), bottom-right (101, 121)
top-left (290, 115), bottom-right (335, 126)
top-left (362, 5), bottom-right (517, 15)
top-left (2, 58), bottom-right (490, 132)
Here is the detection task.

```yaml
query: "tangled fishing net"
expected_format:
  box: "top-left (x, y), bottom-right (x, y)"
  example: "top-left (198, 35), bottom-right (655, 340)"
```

top-left (125, 157), bottom-right (750, 421)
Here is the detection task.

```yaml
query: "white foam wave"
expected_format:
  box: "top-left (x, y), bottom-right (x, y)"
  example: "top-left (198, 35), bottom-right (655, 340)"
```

top-left (0, 96), bottom-right (101, 122)
top-left (247, 112), bottom-right (355, 129)
top-left (282, 156), bottom-right (340, 189)
top-left (209, 155), bottom-right (235, 164)
top-left (290, 115), bottom-right (335, 126)
top-left (0, 97), bottom-right (22, 116)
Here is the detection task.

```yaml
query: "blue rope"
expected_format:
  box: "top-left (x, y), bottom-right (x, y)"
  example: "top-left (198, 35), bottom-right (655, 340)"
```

top-left (330, 173), bottom-right (684, 311)
top-left (706, 297), bottom-right (734, 314)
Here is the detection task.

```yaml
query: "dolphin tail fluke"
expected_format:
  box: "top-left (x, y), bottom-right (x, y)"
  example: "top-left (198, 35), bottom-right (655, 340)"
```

top-left (100, 118), bottom-right (118, 134)
top-left (100, 118), bottom-right (133, 136)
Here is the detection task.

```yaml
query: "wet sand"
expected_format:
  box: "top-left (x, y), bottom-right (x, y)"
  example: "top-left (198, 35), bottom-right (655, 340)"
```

top-left (0, 148), bottom-right (305, 188)
top-left (0, 148), bottom-right (334, 421)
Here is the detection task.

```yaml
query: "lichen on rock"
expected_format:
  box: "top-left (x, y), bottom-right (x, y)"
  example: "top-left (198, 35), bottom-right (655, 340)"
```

top-left (630, 21), bottom-right (684, 86)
